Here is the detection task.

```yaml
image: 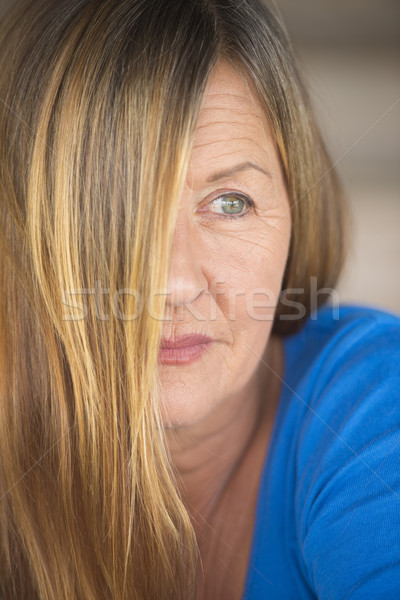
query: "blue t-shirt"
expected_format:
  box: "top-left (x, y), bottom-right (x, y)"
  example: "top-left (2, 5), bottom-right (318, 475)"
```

top-left (242, 303), bottom-right (400, 599)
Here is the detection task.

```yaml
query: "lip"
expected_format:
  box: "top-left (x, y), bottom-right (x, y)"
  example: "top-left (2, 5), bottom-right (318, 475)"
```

top-left (158, 333), bottom-right (213, 365)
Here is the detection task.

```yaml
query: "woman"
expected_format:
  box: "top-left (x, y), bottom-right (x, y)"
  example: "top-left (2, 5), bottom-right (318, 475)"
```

top-left (0, 0), bottom-right (399, 598)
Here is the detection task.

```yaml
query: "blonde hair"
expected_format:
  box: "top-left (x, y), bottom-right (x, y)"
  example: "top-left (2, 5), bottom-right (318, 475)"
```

top-left (0, 0), bottom-right (349, 598)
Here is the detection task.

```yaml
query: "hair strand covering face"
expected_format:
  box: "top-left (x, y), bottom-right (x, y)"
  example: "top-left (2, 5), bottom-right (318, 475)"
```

top-left (0, 0), bottom-right (349, 598)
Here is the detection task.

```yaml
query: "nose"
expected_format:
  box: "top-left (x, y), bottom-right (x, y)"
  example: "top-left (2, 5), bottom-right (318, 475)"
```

top-left (165, 219), bottom-right (208, 308)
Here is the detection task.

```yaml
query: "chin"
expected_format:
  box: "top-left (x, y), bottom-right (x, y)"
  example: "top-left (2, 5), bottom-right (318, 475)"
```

top-left (160, 394), bottom-right (216, 430)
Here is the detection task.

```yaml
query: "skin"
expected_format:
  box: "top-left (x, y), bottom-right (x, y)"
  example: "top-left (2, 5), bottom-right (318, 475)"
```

top-left (160, 60), bottom-right (292, 597)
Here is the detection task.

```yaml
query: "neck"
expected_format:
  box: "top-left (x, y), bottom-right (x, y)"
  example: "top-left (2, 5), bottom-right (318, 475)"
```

top-left (165, 335), bottom-right (280, 536)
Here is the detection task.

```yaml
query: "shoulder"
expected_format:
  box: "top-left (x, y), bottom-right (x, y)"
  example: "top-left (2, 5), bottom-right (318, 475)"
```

top-left (287, 303), bottom-right (400, 599)
top-left (287, 301), bottom-right (400, 433)
top-left (284, 302), bottom-right (400, 445)
top-left (288, 302), bottom-right (400, 463)
top-left (283, 302), bottom-right (400, 479)
top-left (285, 301), bottom-right (400, 378)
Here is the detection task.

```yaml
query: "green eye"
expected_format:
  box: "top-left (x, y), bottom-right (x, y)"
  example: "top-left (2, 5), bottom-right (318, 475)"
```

top-left (209, 194), bottom-right (253, 217)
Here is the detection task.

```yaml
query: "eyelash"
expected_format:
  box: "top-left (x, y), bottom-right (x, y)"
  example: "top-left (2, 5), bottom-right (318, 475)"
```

top-left (200, 191), bottom-right (255, 220)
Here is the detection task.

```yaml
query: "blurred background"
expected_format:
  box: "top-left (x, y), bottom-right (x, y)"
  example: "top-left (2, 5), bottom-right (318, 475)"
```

top-left (0, 0), bottom-right (399, 315)
top-left (273, 0), bottom-right (400, 316)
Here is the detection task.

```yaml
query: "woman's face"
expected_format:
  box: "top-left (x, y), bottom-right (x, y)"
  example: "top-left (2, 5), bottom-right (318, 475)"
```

top-left (159, 60), bottom-right (291, 428)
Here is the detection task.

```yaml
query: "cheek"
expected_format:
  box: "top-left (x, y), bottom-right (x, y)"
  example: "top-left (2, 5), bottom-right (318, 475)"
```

top-left (209, 238), bottom-right (288, 395)
top-left (214, 258), bottom-right (277, 382)
top-left (209, 217), bottom-right (291, 325)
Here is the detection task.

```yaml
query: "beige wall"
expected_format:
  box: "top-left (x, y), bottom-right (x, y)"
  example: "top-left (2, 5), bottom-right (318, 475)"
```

top-left (274, 0), bottom-right (400, 316)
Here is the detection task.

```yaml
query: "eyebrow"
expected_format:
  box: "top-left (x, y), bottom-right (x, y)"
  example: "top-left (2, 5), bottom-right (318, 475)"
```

top-left (206, 161), bottom-right (272, 183)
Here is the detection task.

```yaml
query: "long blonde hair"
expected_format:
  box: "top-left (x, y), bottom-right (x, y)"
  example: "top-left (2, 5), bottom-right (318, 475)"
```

top-left (0, 0), bottom-right (349, 598)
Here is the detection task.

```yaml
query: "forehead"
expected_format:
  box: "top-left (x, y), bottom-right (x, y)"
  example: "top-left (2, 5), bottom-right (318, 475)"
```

top-left (189, 61), bottom-right (272, 177)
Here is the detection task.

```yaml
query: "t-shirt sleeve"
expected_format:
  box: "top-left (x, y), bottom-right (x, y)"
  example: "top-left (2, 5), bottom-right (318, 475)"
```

top-left (296, 313), bottom-right (400, 600)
